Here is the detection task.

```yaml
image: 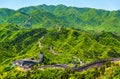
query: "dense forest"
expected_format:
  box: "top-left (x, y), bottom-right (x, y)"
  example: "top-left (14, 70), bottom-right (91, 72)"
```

top-left (0, 5), bottom-right (120, 79)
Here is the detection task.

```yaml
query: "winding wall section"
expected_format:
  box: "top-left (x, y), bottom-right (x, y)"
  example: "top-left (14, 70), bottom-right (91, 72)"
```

top-left (38, 58), bottom-right (120, 72)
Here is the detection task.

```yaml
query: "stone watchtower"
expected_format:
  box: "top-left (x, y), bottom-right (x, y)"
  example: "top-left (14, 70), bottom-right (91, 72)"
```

top-left (39, 51), bottom-right (44, 64)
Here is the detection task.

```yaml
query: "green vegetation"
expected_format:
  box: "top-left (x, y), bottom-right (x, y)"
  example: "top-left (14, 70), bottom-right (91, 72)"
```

top-left (0, 4), bottom-right (120, 32)
top-left (0, 4), bottom-right (120, 79)
top-left (1, 61), bottom-right (120, 79)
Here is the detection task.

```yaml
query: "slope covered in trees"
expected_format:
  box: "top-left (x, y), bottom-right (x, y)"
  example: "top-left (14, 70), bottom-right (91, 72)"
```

top-left (0, 4), bottom-right (120, 32)
top-left (0, 4), bottom-right (120, 79)
top-left (0, 24), bottom-right (120, 66)
top-left (0, 24), bottom-right (120, 78)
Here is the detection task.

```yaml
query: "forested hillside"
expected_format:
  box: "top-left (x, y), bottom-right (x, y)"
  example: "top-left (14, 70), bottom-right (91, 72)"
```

top-left (0, 4), bottom-right (120, 79)
top-left (0, 24), bottom-right (120, 78)
top-left (0, 4), bottom-right (120, 32)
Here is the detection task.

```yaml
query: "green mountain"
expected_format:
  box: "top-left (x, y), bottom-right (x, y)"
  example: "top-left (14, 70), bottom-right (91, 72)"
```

top-left (0, 8), bottom-right (16, 23)
top-left (0, 23), bottom-right (120, 78)
top-left (0, 23), bottom-right (120, 63)
top-left (0, 5), bottom-right (120, 79)
top-left (0, 4), bottom-right (120, 32)
top-left (18, 4), bottom-right (120, 32)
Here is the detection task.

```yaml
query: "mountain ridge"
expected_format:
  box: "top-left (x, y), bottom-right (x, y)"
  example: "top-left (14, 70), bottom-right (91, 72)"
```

top-left (0, 4), bottom-right (120, 79)
top-left (0, 4), bottom-right (120, 33)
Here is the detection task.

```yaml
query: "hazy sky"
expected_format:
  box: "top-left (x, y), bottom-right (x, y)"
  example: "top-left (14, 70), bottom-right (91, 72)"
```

top-left (0, 0), bottom-right (120, 10)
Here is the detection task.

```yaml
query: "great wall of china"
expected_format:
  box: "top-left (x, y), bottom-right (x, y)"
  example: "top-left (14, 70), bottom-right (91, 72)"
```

top-left (38, 58), bottom-right (120, 72)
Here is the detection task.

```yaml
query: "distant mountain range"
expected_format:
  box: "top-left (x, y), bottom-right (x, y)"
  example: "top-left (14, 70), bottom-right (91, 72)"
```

top-left (0, 4), bottom-right (120, 32)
